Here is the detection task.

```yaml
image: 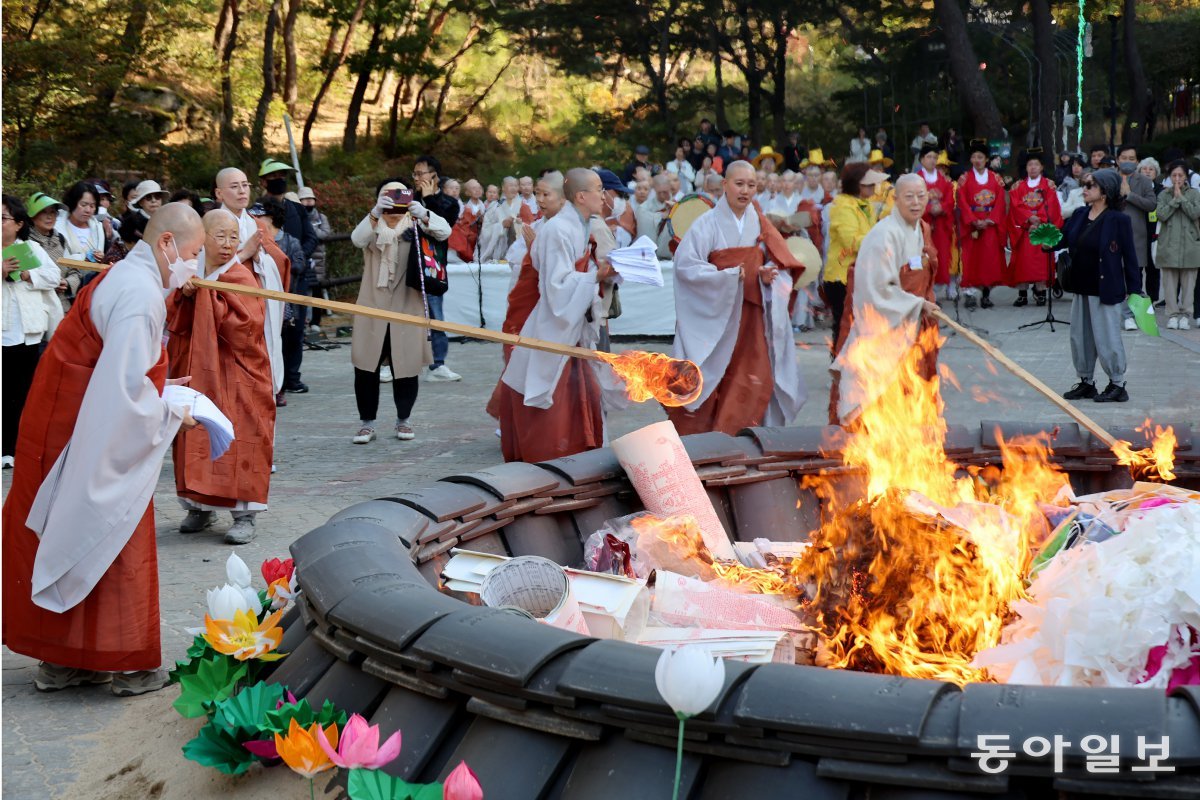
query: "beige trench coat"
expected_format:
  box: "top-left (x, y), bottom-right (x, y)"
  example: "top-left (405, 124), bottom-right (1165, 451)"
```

top-left (349, 209), bottom-right (451, 376)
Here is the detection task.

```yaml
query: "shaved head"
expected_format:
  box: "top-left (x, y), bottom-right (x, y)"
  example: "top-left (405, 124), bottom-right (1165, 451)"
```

top-left (564, 167), bottom-right (603, 217)
top-left (893, 173), bottom-right (929, 225)
top-left (214, 167), bottom-right (251, 212)
top-left (535, 170), bottom-right (565, 218)
top-left (725, 160), bottom-right (755, 180)
top-left (202, 208), bottom-right (240, 270)
top-left (145, 202), bottom-right (205, 285)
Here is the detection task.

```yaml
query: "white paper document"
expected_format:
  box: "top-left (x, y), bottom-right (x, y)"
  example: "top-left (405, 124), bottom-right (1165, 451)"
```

top-left (162, 385), bottom-right (235, 460)
top-left (606, 236), bottom-right (665, 287)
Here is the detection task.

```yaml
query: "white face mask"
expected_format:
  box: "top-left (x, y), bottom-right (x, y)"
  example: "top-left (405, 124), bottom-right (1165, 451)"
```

top-left (611, 196), bottom-right (626, 218)
top-left (163, 239), bottom-right (200, 291)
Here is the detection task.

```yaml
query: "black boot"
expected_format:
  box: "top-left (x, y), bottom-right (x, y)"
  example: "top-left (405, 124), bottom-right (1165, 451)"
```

top-left (1034, 289), bottom-right (1047, 306)
top-left (1014, 291), bottom-right (1028, 307)
top-left (980, 287), bottom-right (994, 309)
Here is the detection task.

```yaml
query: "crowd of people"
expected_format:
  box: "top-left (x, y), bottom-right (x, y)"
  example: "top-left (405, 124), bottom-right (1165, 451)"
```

top-left (2, 122), bottom-right (1198, 699)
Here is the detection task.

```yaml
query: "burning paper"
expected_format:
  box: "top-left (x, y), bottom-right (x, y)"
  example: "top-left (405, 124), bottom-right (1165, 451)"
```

top-left (651, 570), bottom-right (808, 634)
top-left (597, 352), bottom-right (703, 407)
top-left (612, 422), bottom-right (736, 561)
top-left (479, 556), bottom-right (589, 635)
top-left (1111, 419), bottom-right (1178, 482)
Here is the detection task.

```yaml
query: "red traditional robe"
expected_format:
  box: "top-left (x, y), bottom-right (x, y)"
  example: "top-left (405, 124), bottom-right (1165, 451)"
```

top-left (829, 221), bottom-right (940, 424)
top-left (1007, 176), bottom-right (1063, 285)
top-left (921, 170), bottom-right (957, 285)
top-left (448, 206), bottom-right (481, 262)
top-left (958, 170), bottom-right (1008, 288)
top-left (666, 205), bottom-right (804, 436)
top-left (494, 244), bottom-right (604, 462)
top-left (166, 262), bottom-right (275, 507)
top-left (518, 203), bottom-right (542, 225)
top-left (2, 272), bottom-right (166, 670)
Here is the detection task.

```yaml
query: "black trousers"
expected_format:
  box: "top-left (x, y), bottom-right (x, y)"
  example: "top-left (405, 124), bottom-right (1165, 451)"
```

top-left (823, 280), bottom-right (847, 355)
top-left (282, 304), bottom-right (307, 389)
top-left (353, 329), bottom-right (419, 423)
top-left (3, 343), bottom-right (41, 457)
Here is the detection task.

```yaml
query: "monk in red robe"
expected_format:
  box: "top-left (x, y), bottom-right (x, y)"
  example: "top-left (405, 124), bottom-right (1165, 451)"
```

top-left (668, 161), bottom-right (807, 435)
top-left (958, 139), bottom-right (1008, 308)
top-left (3, 204), bottom-right (204, 696)
top-left (915, 144), bottom-right (957, 293)
top-left (495, 169), bottom-right (612, 462)
top-left (167, 209), bottom-right (276, 545)
top-left (1008, 149), bottom-right (1062, 306)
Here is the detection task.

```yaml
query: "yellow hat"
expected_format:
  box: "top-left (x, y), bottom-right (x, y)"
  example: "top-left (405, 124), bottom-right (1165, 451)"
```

top-left (937, 150), bottom-right (956, 167)
top-left (800, 148), bottom-right (834, 169)
top-left (751, 146), bottom-right (779, 170)
top-left (868, 148), bottom-right (894, 169)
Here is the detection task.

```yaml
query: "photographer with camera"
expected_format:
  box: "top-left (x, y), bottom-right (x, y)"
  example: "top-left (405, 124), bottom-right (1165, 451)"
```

top-left (410, 155), bottom-right (462, 382)
top-left (348, 178), bottom-right (452, 444)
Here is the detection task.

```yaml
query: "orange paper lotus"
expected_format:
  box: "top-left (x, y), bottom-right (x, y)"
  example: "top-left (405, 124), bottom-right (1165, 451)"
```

top-left (275, 717), bottom-right (339, 779)
top-left (1112, 418), bottom-right (1177, 482)
top-left (203, 608), bottom-right (286, 661)
top-left (597, 350), bottom-right (702, 407)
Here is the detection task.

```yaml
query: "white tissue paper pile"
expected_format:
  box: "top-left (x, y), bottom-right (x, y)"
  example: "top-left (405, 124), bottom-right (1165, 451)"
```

top-left (974, 502), bottom-right (1200, 687)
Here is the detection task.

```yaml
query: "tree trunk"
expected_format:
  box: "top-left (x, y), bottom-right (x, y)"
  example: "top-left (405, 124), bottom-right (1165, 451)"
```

top-left (282, 0), bottom-right (301, 117)
top-left (302, 0), bottom-right (367, 159)
top-left (96, 3), bottom-right (150, 111)
top-left (710, 28), bottom-right (728, 131)
top-left (737, 3), bottom-right (765, 145)
top-left (432, 63), bottom-right (455, 130)
top-left (1030, 0), bottom-right (1058, 149)
top-left (1121, 0), bottom-right (1151, 146)
top-left (932, 0), bottom-right (1003, 137)
top-left (214, 0), bottom-right (243, 154)
top-left (769, 13), bottom-right (790, 149)
top-left (250, 0), bottom-right (280, 159)
top-left (343, 16), bottom-right (384, 153)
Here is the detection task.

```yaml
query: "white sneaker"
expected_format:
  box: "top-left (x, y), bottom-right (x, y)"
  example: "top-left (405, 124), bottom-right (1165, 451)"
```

top-left (1123, 318), bottom-right (1137, 331)
top-left (1, 455), bottom-right (13, 469)
top-left (379, 365), bottom-right (394, 383)
top-left (1181, 317), bottom-right (1191, 331)
top-left (395, 422), bottom-right (415, 441)
top-left (352, 427), bottom-right (376, 444)
top-left (1167, 316), bottom-right (1180, 330)
top-left (425, 364), bottom-right (462, 382)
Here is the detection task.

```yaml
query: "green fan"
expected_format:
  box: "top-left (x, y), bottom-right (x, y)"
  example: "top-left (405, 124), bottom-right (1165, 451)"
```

top-left (1029, 223), bottom-right (1063, 249)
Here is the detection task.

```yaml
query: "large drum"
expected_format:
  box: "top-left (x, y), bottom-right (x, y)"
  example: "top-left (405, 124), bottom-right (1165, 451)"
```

top-left (666, 193), bottom-right (715, 243)
top-left (786, 236), bottom-right (822, 287)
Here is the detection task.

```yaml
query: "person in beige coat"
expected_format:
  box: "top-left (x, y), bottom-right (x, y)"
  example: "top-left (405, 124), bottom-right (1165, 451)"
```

top-left (349, 179), bottom-right (451, 443)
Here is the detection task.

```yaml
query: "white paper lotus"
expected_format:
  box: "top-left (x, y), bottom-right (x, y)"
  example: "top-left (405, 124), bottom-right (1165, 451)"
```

top-left (206, 583), bottom-right (254, 622)
top-left (654, 644), bottom-right (726, 718)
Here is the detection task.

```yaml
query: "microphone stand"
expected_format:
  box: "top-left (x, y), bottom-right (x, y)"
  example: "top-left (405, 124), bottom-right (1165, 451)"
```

top-left (1018, 245), bottom-right (1068, 332)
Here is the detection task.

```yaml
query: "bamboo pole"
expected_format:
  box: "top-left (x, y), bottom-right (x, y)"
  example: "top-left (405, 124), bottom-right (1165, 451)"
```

top-left (58, 258), bottom-right (602, 363)
top-left (930, 307), bottom-right (1118, 449)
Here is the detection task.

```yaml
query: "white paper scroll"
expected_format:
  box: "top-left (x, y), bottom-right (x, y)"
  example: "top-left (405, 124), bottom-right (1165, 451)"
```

top-left (611, 421), bottom-right (737, 561)
top-left (480, 556), bottom-right (589, 635)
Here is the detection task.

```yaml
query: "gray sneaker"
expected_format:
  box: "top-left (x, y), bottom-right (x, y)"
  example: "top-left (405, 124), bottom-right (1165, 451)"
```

top-left (111, 668), bottom-right (170, 697)
top-left (35, 662), bottom-right (112, 692)
top-left (225, 515), bottom-right (257, 545)
top-left (180, 510), bottom-right (215, 533)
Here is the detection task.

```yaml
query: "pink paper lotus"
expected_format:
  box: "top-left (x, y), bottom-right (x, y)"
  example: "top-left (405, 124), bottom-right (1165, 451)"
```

top-left (444, 761), bottom-right (483, 800)
top-left (314, 713), bottom-right (401, 770)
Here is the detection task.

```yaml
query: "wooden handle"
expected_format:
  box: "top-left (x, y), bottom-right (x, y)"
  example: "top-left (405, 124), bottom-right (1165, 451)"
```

top-left (59, 257), bottom-right (602, 363)
top-left (930, 307), bottom-right (1118, 449)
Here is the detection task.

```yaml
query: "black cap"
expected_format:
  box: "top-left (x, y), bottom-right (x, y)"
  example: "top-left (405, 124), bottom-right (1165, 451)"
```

top-left (635, 145), bottom-right (650, 155)
top-left (919, 143), bottom-right (940, 159)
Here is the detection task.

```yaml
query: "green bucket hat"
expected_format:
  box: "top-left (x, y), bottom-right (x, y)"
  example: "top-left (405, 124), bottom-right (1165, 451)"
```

top-left (258, 158), bottom-right (295, 177)
top-left (26, 192), bottom-right (64, 217)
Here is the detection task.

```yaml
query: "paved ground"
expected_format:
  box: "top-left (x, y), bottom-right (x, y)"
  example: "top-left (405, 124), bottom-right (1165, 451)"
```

top-left (3, 285), bottom-right (1199, 798)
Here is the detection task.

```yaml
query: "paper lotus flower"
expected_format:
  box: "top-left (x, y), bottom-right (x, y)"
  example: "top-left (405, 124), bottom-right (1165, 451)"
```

top-left (443, 761), bottom-right (484, 800)
top-left (1029, 222), bottom-right (1063, 249)
top-left (203, 608), bottom-right (286, 661)
top-left (275, 717), bottom-right (338, 779)
top-left (654, 646), bottom-right (726, 719)
top-left (226, 552), bottom-right (263, 616)
top-left (314, 712), bottom-right (401, 770)
top-left (261, 557), bottom-right (295, 586)
top-left (206, 584), bottom-right (256, 622)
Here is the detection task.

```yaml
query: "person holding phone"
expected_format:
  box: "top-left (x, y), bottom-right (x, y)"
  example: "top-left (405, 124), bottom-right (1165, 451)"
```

top-left (349, 179), bottom-right (452, 443)
top-left (410, 155), bottom-right (461, 382)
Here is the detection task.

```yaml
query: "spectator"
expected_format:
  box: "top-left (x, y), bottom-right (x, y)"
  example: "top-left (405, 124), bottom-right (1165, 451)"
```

top-left (875, 128), bottom-right (895, 165)
top-left (825, 162), bottom-right (882, 351)
top-left (1089, 145), bottom-right (1108, 170)
top-left (119, 179), bottom-right (170, 248)
top-left (707, 142), bottom-right (724, 174)
top-left (349, 179), bottom-right (452, 443)
top-left (909, 122), bottom-right (938, 171)
top-left (783, 131), bottom-right (804, 172)
top-left (411, 154), bottom-right (461, 382)
top-left (89, 179), bottom-right (118, 238)
top-left (25, 192), bottom-right (67, 271)
top-left (257, 159), bottom-right (318, 259)
top-left (666, 146), bottom-right (696, 193)
top-left (1139, 158), bottom-right (1162, 194)
top-left (688, 136), bottom-right (706, 171)
top-left (1115, 144), bottom-right (1157, 329)
top-left (256, 196), bottom-right (310, 395)
top-left (944, 128), bottom-right (965, 172)
top-left (120, 179), bottom-right (139, 213)
top-left (1155, 160), bottom-right (1200, 330)
top-left (298, 186), bottom-right (330, 331)
top-left (718, 130), bottom-right (739, 163)
top-left (1060, 169), bottom-right (1141, 404)
top-left (622, 145), bottom-right (652, 184)
top-left (2, 194), bottom-right (63, 469)
top-left (848, 127), bottom-right (871, 163)
top-left (1055, 152), bottom-right (1076, 186)
top-left (696, 118), bottom-right (722, 152)
top-left (169, 189), bottom-right (204, 210)
top-left (54, 182), bottom-right (107, 305)
top-left (694, 156), bottom-right (720, 192)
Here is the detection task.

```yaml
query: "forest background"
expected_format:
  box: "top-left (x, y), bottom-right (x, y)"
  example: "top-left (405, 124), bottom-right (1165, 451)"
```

top-left (4, 0), bottom-right (1199, 244)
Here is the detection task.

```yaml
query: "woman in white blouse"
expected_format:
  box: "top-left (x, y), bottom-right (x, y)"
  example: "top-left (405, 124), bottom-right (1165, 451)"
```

top-left (665, 146), bottom-right (696, 193)
top-left (2, 194), bottom-right (63, 468)
top-left (848, 128), bottom-right (872, 163)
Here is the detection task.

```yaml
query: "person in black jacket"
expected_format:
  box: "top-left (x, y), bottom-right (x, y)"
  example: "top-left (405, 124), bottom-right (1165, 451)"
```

top-left (412, 154), bottom-right (462, 382)
top-left (257, 159), bottom-right (318, 260)
top-left (1060, 169), bottom-right (1143, 404)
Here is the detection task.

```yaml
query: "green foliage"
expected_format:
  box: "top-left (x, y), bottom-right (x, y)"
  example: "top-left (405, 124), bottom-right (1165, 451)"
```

top-left (182, 720), bottom-right (259, 775)
top-left (347, 769), bottom-right (443, 800)
top-left (168, 634), bottom-right (221, 685)
top-left (211, 680), bottom-right (287, 735)
top-left (262, 696), bottom-right (348, 735)
top-left (172, 654), bottom-right (248, 718)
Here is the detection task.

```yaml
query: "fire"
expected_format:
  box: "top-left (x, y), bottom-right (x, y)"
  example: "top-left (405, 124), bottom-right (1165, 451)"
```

top-left (1112, 419), bottom-right (1177, 482)
top-left (598, 350), bottom-right (702, 407)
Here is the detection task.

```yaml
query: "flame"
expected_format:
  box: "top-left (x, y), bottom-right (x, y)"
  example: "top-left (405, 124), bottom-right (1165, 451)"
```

top-left (1112, 419), bottom-right (1177, 482)
top-left (598, 350), bottom-right (702, 407)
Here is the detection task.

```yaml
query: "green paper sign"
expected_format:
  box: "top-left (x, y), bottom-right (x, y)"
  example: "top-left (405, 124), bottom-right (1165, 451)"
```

top-left (1127, 294), bottom-right (1159, 337)
top-left (3, 242), bottom-right (39, 279)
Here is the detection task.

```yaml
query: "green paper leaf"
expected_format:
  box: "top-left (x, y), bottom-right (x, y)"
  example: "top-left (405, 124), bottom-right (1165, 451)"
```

top-left (347, 769), bottom-right (443, 800)
top-left (1028, 222), bottom-right (1063, 248)
top-left (187, 634), bottom-right (214, 659)
top-left (211, 680), bottom-right (285, 736)
top-left (182, 721), bottom-right (257, 775)
top-left (170, 636), bottom-right (221, 685)
top-left (173, 655), bottom-right (248, 718)
top-left (264, 697), bottom-right (348, 735)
